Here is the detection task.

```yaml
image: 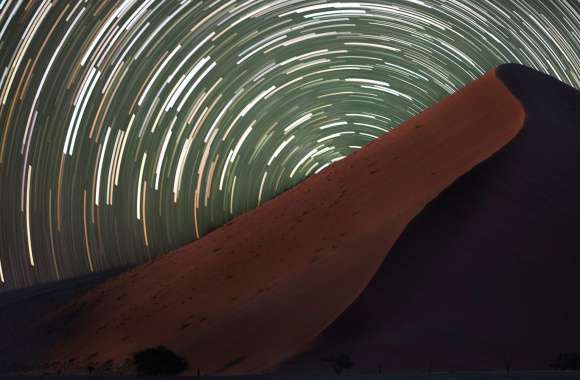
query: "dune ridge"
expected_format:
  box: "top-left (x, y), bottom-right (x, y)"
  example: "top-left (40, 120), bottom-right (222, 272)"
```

top-left (280, 64), bottom-right (580, 373)
top-left (23, 67), bottom-right (527, 376)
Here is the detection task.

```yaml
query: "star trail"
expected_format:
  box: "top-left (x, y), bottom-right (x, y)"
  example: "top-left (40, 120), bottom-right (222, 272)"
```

top-left (0, 0), bottom-right (578, 289)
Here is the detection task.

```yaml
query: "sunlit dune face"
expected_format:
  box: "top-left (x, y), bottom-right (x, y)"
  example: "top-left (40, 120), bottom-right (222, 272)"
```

top-left (43, 70), bottom-right (526, 375)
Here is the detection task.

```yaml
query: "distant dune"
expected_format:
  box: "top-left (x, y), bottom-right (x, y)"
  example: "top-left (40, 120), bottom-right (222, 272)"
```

top-left (8, 65), bottom-right (525, 376)
top-left (280, 64), bottom-right (580, 373)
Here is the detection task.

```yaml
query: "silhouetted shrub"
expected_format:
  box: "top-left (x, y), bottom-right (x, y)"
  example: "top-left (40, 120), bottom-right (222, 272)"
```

top-left (322, 354), bottom-right (354, 374)
top-left (132, 345), bottom-right (188, 375)
top-left (503, 357), bottom-right (512, 374)
top-left (551, 353), bottom-right (580, 370)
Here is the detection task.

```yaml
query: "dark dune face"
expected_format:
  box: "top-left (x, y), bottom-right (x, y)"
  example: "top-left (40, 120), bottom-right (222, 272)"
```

top-left (280, 64), bottom-right (580, 372)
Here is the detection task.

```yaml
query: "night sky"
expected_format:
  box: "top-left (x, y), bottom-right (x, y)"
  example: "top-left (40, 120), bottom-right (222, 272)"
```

top-left (0, 0), bottom-right (578, 289)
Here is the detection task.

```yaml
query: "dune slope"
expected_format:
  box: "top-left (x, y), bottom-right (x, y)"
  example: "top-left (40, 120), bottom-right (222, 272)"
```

top-left (281, 64), bottom-right (580, 373)
top-left (29, 69), bottom-right (525, 375)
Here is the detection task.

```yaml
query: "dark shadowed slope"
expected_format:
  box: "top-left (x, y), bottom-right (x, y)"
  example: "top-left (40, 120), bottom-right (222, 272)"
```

top-left (280, 64), bottom-right (580, 373)
top-left (0, 267), bottom-right (129, 373)
top-left (0, 69), bottom-right (524, 376)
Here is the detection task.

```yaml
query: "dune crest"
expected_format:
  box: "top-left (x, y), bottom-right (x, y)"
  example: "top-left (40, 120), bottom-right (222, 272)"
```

top-left (280, 64), bottom-right (580, 373)
top-left (38, 69), bottom-right (524, 375)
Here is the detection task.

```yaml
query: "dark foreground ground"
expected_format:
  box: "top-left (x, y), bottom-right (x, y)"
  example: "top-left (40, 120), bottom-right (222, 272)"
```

top-left (279, 65), bottom-right (580, 372)
top-left (2, 372), bottom-right (580, 379)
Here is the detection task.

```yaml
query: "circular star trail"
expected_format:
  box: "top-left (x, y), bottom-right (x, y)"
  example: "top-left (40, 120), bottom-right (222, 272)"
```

top-left (0, 0), bottom-right (578, 289)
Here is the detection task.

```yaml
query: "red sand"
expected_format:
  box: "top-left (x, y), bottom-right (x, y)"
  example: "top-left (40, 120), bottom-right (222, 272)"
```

top-left (39, 69), bottom-right (525, 375)
top-left (279, 63), bottom-right (580, 373)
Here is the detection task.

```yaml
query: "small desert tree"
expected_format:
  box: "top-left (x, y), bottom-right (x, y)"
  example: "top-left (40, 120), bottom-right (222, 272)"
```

top-left (322, 354), bottom-right (354, 374)
top-left (550, 353), bottom-right (580, 370)
top-left (132, 345), bottom-right (188, 375)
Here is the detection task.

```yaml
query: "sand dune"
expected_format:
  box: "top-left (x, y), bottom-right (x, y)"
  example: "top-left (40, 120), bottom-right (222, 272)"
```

top-left (13, 67), bottom-right (526, 375)
top-left (281, 64), bottom-right (580, 373)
